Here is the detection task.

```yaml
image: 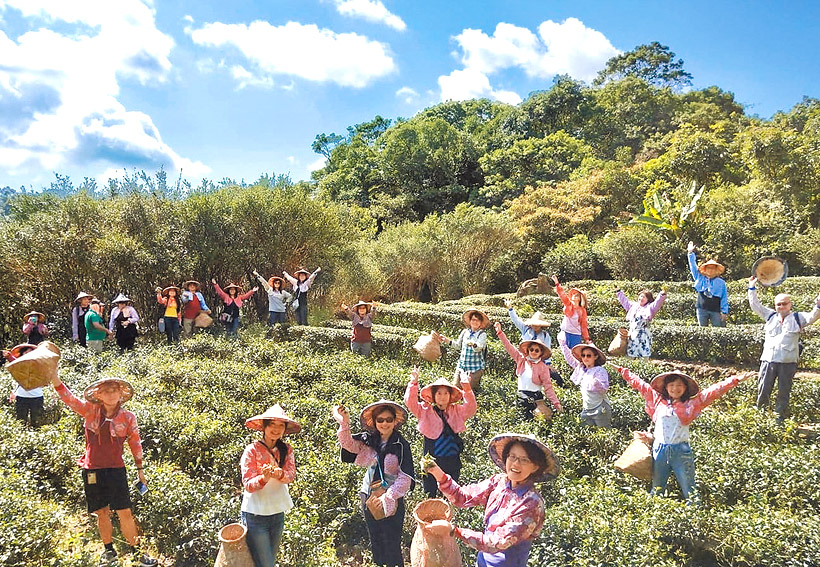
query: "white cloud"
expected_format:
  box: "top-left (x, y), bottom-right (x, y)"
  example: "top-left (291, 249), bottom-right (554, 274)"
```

top-left (307, 156), bottom-right (327, 172)
top-left (286, 155), bottom-right (295, 165)
top-left (189, 20), bottom-right (396, 89)
top-left (439, 18), bottom-right (619, 103)
top-left (395, 86), bottom-right (418, 104)
top-left (438, 68), bottom-right (522, 105)
top-left (334, 0), bottom-right (406, 31)
top-left (0, 0), bottom-right (209, 178)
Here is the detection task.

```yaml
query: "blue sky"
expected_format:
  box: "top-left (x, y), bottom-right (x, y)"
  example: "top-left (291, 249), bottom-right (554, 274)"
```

top-left (1, 0), bottom-right (819, 190)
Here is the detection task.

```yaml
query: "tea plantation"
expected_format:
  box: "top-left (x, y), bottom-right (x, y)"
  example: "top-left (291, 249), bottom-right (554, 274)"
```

top-left (2, 279), bottom-right (820, 566)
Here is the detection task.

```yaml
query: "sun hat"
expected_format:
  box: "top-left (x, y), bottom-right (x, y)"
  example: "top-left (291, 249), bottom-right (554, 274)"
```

top-left (518, 339), bottom-right (552, 360)
top-left (697, 259), bottom-right (725, 277)
top-left (570, 343), bottom-right (606, 366)
top-left (488, 433), bottom-right (560, 483)
top-left (244, 404), bottom-right (302, 435)
top-left (111, 293), bottom-right (130, 304)
top-left (462, 309), bottom-right (490, 329)
top-left (522, 311), bottom-right (551, 328)
top-left (352, 300), bottom-right (373, 312)
top-left (294, 268), bottom-right (311, 277)
top-left (83, 378), bottom-right (135, 404)
top-left (568, 288), bottom-right (588, 308)
top-left (650, 371), bottom-right (700, 399)
top-left (161, 285), bottom-right (181, 296)
top-left (360, 399), bottom-right (408, 430)
top-left (420, 377), bottom-right (464, 405)
top-left (23, 311), bottom-right (46, 323)
top-left (222, 283), bottom-right (241, 293)
top-left (183, 280), bottom-right (201, 290)
top-left (5, 341), bottom-right (60, 390)
top-left (752, 256), bottom-right (788, 287)
top-left (75, 292), bottom-right (93, 302)
top-left (268, 276), bottom-right (286, 288)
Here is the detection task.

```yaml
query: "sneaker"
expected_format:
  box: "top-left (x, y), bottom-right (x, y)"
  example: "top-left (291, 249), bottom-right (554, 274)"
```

top-left (136, 553), bottom-right (158, 567)
top-left (99, 550), bottom-right (119, 567)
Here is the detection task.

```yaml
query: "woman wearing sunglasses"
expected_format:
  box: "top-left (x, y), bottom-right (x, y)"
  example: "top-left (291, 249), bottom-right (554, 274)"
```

top-left (332, 400), bottom-right (415, 566)
top-left (425, 433), bottom-right (559, 567)
top-left (558, 332), bottom-right (611, 427)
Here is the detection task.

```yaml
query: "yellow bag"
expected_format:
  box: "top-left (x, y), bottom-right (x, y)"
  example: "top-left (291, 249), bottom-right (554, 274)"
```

top-left (413, 332), bottom-right (442, 362)
top-left (614, 431), bottom-right (653, 481)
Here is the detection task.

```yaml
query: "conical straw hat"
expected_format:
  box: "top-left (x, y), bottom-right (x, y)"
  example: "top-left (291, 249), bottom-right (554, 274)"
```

top-left (5, 341), bottom-right (61, 390)
top-left (752, 256), bottom-right (788, 287)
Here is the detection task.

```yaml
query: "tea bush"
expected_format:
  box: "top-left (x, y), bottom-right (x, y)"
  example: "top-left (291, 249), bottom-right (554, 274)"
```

top-left (2, 287), bottom-right (820, 566)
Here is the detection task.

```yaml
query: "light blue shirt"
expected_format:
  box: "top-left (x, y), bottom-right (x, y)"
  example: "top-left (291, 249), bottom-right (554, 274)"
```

top-left (508, 308), bottom-right (552, 364)
top-left (687, 252), bottom-right (729, 314)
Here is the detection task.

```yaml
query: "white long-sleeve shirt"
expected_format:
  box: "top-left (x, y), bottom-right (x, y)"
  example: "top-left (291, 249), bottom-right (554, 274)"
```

top-left (748, 288), bottom-right (820, 363)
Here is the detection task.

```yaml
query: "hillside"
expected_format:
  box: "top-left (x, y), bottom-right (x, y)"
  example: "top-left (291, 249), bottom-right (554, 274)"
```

top-left (2, 279), bottom-right (820, 566)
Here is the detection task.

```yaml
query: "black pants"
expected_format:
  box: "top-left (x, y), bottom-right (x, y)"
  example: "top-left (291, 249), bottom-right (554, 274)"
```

top-left (363, 497), bottom-right (405, 566)
top-left (517, 390), bottom-right (544, 421)
top-left (422, 436), bottom-right (462, 497)
top-left (16, 396), bottom-right (44, 427)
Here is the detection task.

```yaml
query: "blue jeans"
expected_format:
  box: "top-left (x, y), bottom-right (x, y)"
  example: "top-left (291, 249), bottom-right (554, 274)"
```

top-left (164, 317), bottom-right (180, 343)
top-left (564, 332), bottom-right (582, 348)
top-left (696, 308), bottom-right (725, 327)
top-left (269, 311), bottom-right (287, 325)
top-left (225, 316), bottom-right (241, 336)
top-left (652, 442), bottom-right (696, 501)
top-left (242, 511), bottom-right (285, 567)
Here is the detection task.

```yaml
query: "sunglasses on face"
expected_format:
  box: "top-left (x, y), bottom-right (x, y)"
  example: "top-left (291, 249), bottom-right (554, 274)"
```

top-left (580, 353), bottom-right (596, 358)
top-left (506, 454), bottom-right (532, 465)
top-left (776, 302), bottom-right (791, 306)
top-left (375, 417), bottom-right (395, 424)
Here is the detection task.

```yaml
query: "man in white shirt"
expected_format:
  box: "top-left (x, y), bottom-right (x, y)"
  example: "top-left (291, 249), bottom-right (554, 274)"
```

top-left (748, 276), bottom-right (820, 422)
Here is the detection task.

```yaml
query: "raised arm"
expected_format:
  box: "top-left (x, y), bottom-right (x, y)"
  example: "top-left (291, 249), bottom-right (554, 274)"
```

top-left (238, 288), bottom-right (257, 301)
top-left (747, 280), bottom-right (773, 321)
top-left (212, 281), bottom-right (229, 302)
top-left (647, 290), bottom-right (667, 319)
top-left (613, 364), bottom-right (659, 404)
top-left (507, 305), bottom-right (527, 335)
top-left (615, 290), bottom-right (632, 312)
top-left (403, 369), bottom-right (423, 419)
top-left (253, 271), bottom-right (272, 292)
top-left (558, 333), bottom-right (580, 369)
top-left (282, 271), bottom-right (297, 287)
top-left (494, 322), bottom-right (523, 363)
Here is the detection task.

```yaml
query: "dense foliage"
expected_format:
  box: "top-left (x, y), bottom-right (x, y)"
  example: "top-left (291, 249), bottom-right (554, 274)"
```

top-left (2, 279), bottom-right (820, 566)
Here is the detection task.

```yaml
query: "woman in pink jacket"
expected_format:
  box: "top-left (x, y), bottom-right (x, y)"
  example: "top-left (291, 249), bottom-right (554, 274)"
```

top-left (212, 279), bottom-right (258, 336)
top-left (426, 433), bottom-right (559, 567)
top-left (613, 364), bottom-right (753, 502)
top-left (405, 366), bottom-right (477, 497)
top-left (494, 322), bottom-right (561, 421)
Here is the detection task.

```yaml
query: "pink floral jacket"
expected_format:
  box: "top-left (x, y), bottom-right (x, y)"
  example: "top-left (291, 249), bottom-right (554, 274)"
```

top-left (404, 380), bottom-right (477, 440)
top-left (439, 473), bottom-right (545, 554)
top-left (241, 440), bottom-right (297, 492)
top-left (54, 380), bottom-right (143, 468)
top-left (617, 366), bottom-right (741, 426)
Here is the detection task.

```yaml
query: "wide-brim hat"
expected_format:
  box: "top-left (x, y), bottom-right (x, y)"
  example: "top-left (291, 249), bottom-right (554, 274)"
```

top-left (162, 285), bottom-right (181, 296)
top-left (268, 276), bottom-right (286, 288)
top-left (84, 378), bottom-right (135, 404)
top-left (223, 283), bottom-right (241, 293)
top-left (570, 343), bottom-right (606, 366)
top-left (294, 268), bottom-right (311, 277)
top-left (420, 377), bottom-right (464, 405)
top-left (752, 256), bottom-right (788, 287)
top-left (568, 288), bottom-right (588, 307)
top-left (462, 309), bottom-right (490, 329)
top-left (522, 311), bottom-right (551, 328)
top-left (75, 292), bottom-right (93, 302)
top-left (519, 339), bottom-right (552, 359)
top-left (111, 293), bottom-right (131, 304)
top-left (183, 280), bottom-right (201, 290)
top-left (488, 433), bottom-right (560, 483)
top-left (698, 259), bottom-right (725, 276)
top-left (360, 399), bottom-right (408, 430)
top-left (352, 300), bottom-right (373, 312)
top-left (23, 311), bottom-right (46, 323)
top-left (650, 371), bottom-right (700, 399)
top-left (244, 404), bottom-right (302, 435)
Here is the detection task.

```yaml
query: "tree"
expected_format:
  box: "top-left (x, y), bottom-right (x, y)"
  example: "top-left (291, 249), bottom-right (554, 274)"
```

top-left (519, 75), bottom-right (596, 139)
top-left (594, 42), bottom-right (693, 90)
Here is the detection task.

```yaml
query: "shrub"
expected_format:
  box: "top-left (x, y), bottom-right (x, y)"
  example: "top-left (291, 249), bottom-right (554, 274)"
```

top-left (540, 234), bottom-right (606, 281)
top-left (594, 226), bottom-right (679, 280)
